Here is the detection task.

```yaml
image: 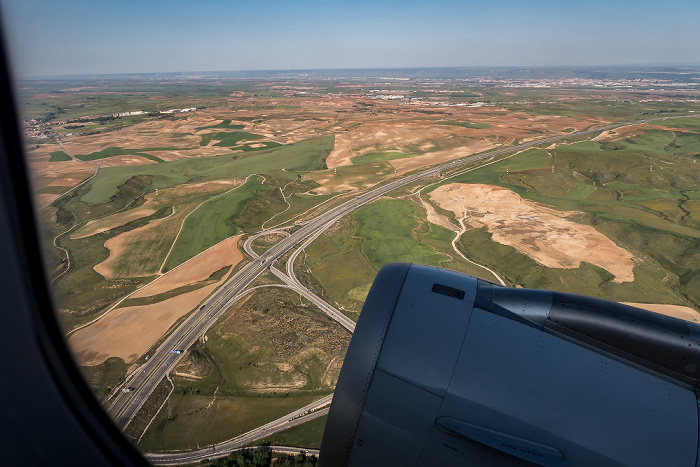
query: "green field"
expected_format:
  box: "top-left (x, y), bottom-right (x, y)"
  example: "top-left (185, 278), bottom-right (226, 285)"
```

top-left (199, 131), bottom-right (264, 147)
top-left (76, 146), bottom-right (168, 163)
top-left (49, 150), bottom-right (72, 162)
top-left (435, 121), bottom-right (491, 129)
top-left (163, 176), bottom-right (266, 271)
top-left (79, 135), bottom-right (334, 205)
top-left (353, 199), bottom-right (449, 269)
top-left (350, 151), bottom-right (420, 165)
top-left (195, 119), bottom-right (246, 131)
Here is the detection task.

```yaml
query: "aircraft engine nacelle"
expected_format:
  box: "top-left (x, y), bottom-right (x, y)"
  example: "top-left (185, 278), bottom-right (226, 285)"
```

top-left (321, 263), bottom-right (700, 466)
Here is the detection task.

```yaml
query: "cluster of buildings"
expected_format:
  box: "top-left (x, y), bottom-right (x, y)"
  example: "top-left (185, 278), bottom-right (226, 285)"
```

top-left (22, 107), bottom-right (198, 141)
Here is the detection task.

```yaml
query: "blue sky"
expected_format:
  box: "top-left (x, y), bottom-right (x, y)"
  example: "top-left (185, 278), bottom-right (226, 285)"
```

top-left (2, 0), bottom-right (699, 77)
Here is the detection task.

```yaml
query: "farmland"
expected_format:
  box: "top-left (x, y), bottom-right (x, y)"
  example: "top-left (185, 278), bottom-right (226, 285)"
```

top-left (21, 71), bottom-right (700, 450)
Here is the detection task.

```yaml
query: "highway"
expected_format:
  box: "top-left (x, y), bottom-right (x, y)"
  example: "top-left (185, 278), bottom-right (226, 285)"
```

top-left (105, 115), bottom-right (697, 461)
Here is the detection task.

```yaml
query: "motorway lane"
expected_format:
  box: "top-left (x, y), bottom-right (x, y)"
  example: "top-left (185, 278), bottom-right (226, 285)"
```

top-left (110, 115), bottom-right (697, 444)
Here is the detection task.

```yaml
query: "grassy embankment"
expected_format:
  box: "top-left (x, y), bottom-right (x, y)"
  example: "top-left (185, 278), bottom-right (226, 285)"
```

top-left (256, 414), bottom-right (328, 450)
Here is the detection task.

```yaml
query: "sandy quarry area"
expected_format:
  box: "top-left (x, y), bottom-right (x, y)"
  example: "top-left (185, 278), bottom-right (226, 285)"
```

top-left (69, 235), bottom-right (244, 366)
top-left (624, 302), bottom-right (700, 322)
top-left (429, 183), bottom-right (635, 282)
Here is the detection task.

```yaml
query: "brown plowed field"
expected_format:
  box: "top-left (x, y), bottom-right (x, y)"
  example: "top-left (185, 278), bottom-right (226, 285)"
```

top-left (132, 235), bottom-right (242, 297)
top-left (69, 235), bottom-right (244, 366)
top-left (68, 282), bottom-right (221, 366)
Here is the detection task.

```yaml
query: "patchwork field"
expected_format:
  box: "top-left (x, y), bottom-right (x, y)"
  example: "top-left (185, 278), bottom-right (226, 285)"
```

top-left (68, 281), bottom-right (221, 366)
top-left (68, 235), bottom-right (244, 365)
top-left (22, 76), bottom-right (700, 450)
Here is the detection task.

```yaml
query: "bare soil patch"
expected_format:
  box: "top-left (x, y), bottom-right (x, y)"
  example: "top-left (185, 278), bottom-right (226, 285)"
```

top-left (132, 236), bottom-right (242, 297)
top-left (48, 178), bottom-right (84, 187)
top-left (68, 282), bottom-right (221, 366)
top-left (390, 141), bottom-right (498, 174)
top-left (92, 210), bottom-right (187, 279)
top-left (429, 183), bottom-right (635, 282)
top-left (623, 303), bottom-right (700, 322)
top-left (418, 197), bottom-right (457, 231)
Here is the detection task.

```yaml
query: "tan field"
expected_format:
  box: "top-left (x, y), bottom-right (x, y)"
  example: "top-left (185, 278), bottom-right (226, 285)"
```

top-left (69, 235), bottom-right (244, 366)
top-left (48, 177), bottom-right (85, 187)
top-left (429, 183), bottom-right (635, 282)
top-left (389, 140), bottom-right (499, 174)
top-left (132, 235), bottom-right (242, 297)
top-left (624, 303), bottom-right (700, 322)
top-left (92, 209), bottom-right (188, 279)
top-left (326, 108), bottom-right (602, 174)
top-left (68, 282), bottom-right (221, 366)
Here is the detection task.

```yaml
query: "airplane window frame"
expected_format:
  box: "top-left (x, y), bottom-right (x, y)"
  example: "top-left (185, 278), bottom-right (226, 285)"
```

top-left (0, 23), bottom-right (149, 466)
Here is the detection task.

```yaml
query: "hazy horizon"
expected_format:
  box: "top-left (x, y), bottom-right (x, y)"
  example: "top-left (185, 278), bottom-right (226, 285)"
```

top-left (3, 0), bottom-right (700, 78)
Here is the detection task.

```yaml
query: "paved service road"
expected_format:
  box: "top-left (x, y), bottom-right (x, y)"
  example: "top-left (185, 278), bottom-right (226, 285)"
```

top-left (144, 398), bottom-right (331, 465)
top-left (104, 115), bottom-right (698, 460)
top-left (244, 229), bottom-right (356, 332)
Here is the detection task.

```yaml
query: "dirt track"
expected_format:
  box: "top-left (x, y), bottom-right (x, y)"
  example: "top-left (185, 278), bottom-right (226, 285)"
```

top-left (429, 183), bottom-right (635, 282)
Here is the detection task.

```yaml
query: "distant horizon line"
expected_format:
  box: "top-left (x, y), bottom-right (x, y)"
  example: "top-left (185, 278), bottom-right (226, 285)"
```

top-left (17, 63), bottom-right (700, 81)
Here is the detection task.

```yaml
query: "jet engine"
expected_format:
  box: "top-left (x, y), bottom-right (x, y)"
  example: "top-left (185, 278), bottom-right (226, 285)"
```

top-left (321, 263), bottom-right (700, 466)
